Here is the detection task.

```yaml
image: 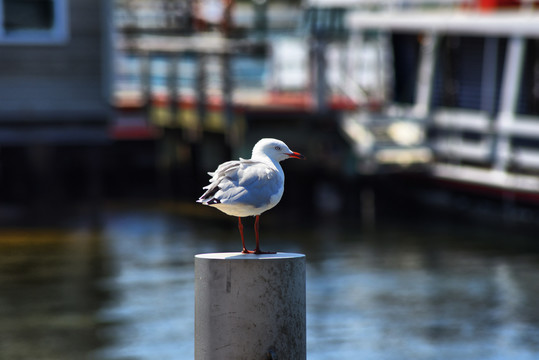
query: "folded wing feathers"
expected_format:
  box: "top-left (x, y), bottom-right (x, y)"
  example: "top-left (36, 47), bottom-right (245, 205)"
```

top-left (197, 159), bottom-right (276, 206)
top-left (197, 160), bottom-right (242, 203)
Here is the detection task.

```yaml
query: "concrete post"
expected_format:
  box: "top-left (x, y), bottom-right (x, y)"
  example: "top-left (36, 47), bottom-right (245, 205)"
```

top-left (195, 252), bottom-right (306, 360)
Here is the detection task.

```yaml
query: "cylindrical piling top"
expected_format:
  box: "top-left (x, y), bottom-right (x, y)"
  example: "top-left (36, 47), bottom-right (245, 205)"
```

top-left (195, 252), bottom-right (305, 260)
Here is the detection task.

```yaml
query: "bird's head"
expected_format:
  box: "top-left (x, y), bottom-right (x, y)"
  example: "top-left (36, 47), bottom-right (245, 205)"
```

top-left (252, 138), bottom-right (305, 162)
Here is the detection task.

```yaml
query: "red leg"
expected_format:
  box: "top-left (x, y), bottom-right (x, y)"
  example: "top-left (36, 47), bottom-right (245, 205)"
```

top-left (253, 215), bottom-right (276, 255)
top-left (239, 217), bottom-right (249, 253)
top-left (254, 215), bottom-right (260, 253)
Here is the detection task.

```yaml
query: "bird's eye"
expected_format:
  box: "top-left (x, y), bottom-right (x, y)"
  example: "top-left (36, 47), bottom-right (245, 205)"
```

top-left (275, 146), bottom-right (281, 151)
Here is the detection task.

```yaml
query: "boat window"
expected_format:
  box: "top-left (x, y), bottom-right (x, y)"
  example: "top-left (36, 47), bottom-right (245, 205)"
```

top-left (391, 33), bottom-right (420, 105)
top-left (0, 0), bottom-right (68, 44)
top-left (516, 39), bottom-right (539, 117)
top-left (431, 36), bottom-right (506, 114)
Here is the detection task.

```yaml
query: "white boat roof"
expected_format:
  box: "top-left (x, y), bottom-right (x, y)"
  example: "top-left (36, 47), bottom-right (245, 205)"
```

top-left (308, 0), bottom-right (463, 6)
top-left (346, 10), bottom-right (539, 37)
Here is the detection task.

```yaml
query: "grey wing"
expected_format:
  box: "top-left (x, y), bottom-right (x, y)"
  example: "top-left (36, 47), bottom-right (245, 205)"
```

top-left (198, 160), bottom-right (282, 208)
top-left (220, 162), bottom-right (282, 208)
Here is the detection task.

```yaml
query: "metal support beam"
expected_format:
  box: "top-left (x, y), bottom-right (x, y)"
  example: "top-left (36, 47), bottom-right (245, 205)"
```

top-left (413, 32), bottom-right (439, 118)
top-left (494, 36), bottom-right (526, 171)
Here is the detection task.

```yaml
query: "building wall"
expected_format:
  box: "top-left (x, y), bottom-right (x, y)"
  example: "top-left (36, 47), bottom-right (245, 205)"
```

top-left (0, 0), bottom-right (110, 122)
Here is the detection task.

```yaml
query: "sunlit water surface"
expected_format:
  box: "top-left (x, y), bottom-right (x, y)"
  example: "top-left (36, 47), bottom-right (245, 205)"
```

top-left (1, 207), bottom-right (538, 360)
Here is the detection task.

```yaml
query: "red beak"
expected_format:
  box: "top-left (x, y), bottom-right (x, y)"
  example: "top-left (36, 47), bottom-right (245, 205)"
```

top-left (286, 151), bottom-right (305, 160)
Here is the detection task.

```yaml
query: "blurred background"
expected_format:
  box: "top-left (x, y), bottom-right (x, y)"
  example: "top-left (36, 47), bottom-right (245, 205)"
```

top-left (1, 0), bottom-right (539, 359)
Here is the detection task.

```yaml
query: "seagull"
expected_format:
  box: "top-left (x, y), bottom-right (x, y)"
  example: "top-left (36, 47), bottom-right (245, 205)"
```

top-left (197, 138), bottom-right (305, 254)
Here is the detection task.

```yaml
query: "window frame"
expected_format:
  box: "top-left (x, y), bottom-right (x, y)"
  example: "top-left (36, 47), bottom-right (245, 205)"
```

top-left (0, 0), bottom-right (69, 45)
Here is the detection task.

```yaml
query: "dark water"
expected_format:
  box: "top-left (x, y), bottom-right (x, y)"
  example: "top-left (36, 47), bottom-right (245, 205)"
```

top-left (1, 206), bottom-right (539, 360)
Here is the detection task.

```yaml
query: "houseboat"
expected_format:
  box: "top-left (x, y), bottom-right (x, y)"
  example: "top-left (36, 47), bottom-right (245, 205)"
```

top-left (335, 1), bottom-right (539, 204)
